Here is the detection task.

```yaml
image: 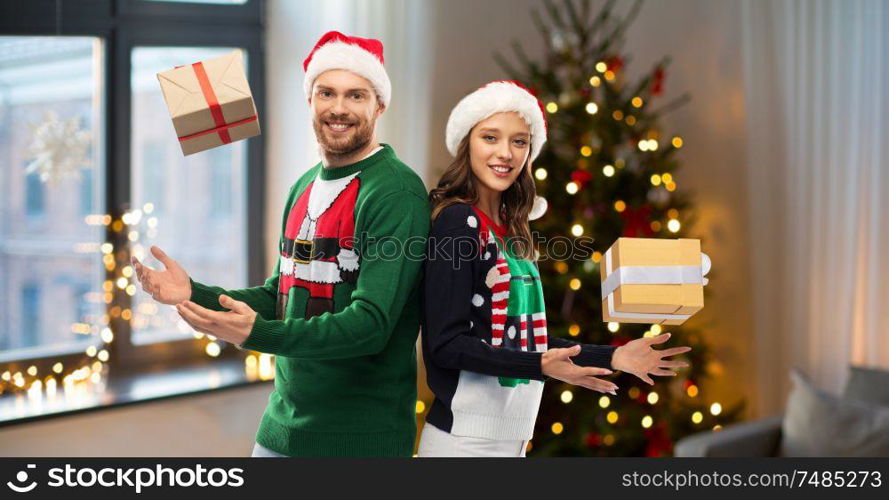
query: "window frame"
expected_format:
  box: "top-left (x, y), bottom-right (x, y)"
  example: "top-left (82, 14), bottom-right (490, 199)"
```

top-left (0, 0), bottom-right (267, 377)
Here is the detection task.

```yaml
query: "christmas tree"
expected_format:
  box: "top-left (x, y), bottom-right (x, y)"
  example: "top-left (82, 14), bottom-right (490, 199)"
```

top-left (495, 0), bottom-right (742, 457)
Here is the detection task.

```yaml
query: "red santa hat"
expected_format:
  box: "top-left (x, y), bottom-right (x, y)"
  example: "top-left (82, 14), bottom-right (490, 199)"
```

top-left (445, 80), bottom-right (548, 163)
top-left (446, 80), bottom-right (549, 221)
top-left (302, 31), bottom-right (391, 107)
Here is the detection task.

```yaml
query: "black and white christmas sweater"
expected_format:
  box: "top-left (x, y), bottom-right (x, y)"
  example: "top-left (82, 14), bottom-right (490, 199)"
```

top-left (421, 203), bottom-right (617, 441)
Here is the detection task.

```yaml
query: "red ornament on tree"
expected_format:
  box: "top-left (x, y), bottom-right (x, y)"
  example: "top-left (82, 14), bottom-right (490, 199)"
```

top-left (651, 67), bottom-right (666, 96)
top-left (644, 423), bottom-right (673, 457)
top-left (605, 55), bottom-right (624, 72)
top-left (571, 169), bottom-right (593, 189)
top-left (584, 432), bottom-right (601, 448)
top-left (620, 204), bottom-right (654, 237)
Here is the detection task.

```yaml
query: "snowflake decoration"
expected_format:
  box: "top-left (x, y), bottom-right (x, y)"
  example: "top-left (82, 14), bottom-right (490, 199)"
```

top-left (25, 111), bottom-right (92, 184)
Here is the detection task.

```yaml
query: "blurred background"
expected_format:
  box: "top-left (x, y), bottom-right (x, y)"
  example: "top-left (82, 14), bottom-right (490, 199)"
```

top-left (0, 0), bottom-right (886, 457)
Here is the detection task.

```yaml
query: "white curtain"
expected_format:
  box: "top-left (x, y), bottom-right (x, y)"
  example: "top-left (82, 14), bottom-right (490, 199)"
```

top-left (741, 0), bottom-right (888, 416)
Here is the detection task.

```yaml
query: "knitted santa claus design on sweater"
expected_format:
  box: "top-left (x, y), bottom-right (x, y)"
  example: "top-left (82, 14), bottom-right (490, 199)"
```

top-left (278, 173), bottom-right (361, 319)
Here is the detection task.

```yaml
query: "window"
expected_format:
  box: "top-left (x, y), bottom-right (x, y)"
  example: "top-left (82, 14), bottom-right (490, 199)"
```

top-left (0, 36), bottom-right (104, 363)
top-left (140, 141), bottom-right (165, 216)
top-left (20, 284), bottom-right (41, 349)
top-left (0, 0), bottom-right (265, 420)
top-left (209, 146), bottom-right (235, 220)
top-left (80, 168), bottom-right (94, 216)
top-left (73, 284), bottom-right (93, 325)
top-left (24, 169), bottom-right (45, 217)
top-left (146, 0), bottom-right (247, 4)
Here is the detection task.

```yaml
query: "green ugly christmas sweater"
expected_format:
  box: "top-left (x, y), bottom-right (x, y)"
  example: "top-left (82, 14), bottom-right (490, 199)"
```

top-left (189, 144), bottom-right (429, 457)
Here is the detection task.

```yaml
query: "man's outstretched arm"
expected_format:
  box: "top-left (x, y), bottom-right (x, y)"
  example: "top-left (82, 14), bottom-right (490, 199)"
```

top-left (133, 183), bottom-right (300, 322)
top-left (132, 245), bottom-right (280, 321)
top-left (176, 191), bottom-right (430, 360)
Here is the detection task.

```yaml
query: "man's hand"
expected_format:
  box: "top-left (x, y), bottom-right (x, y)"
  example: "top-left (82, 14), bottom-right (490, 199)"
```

top-left (176, 295), bottom-right (257, 346)
top-left (611, 332), bottom-right (691, 385)
top-left (542, 345), bottom-right (618, 394)
top-left (132, 245), bottom-right (192, 305)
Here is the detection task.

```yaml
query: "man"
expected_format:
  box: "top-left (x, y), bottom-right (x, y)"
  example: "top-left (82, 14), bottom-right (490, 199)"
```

top-left (132, 31), bottom-right (430, 457)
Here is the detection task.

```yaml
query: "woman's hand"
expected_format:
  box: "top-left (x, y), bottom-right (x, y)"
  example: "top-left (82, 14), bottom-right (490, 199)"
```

top-left (611, 332), bottom-right (691, 385)
top-left (132, 245), bottom-right (192, 305)
top-left (542, 345), bottom-right (618, 394)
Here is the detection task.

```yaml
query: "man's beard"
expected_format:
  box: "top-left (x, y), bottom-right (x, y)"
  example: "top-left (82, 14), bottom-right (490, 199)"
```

top-left (313, 111), bottom-right (375, 160)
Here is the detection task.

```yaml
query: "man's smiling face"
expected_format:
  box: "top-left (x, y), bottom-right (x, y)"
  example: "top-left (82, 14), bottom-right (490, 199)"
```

top-left (310, 69), bottom-right (384, 158)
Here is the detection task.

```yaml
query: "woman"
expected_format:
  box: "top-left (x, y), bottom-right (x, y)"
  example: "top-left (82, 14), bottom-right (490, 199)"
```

top-left (418, 80), bottom-right (691, 457)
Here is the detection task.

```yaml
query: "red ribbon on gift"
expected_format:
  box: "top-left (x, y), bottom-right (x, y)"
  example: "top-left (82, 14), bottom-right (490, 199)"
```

top-left (177, 61), bottom-right (256, 144)
top-left (177, 114), bottom-right (257, 143)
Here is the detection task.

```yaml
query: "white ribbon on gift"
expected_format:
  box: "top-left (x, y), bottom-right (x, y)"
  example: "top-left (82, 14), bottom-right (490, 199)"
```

top-left (601, 247), bottom-right (711, 322)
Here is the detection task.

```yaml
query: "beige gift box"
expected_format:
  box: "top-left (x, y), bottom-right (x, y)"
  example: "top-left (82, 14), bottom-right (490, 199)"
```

top-left (156, 50), bottom-right (260, 156)
top-left (600, 237), bottom-right (711, 325)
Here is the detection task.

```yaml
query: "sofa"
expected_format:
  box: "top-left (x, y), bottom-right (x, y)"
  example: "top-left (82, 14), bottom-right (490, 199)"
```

top-left (674, 365), bottom-right (889, 457)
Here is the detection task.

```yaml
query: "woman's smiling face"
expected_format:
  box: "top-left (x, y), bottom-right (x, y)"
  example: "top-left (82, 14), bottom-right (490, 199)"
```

top-left (468, 111), bottom-right (531, 196)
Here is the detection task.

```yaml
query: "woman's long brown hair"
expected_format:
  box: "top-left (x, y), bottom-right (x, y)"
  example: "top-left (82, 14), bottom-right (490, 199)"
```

top-left (429, 135), bottom-right (537, 260)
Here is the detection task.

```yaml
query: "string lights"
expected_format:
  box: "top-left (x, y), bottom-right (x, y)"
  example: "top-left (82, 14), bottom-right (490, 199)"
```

top-left (1, 204), bottom-right (276, 408)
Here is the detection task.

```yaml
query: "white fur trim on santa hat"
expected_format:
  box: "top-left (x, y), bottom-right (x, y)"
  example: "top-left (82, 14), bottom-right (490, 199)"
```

top-left (303, 41), bottom-right (391, 107)
top-left (529, 195), bottom-right (548, 221)
top-left (445, 81), bottom-right (547, 162)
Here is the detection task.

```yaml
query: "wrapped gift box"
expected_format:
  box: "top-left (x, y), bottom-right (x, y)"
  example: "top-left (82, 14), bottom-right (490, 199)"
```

top-left (156, 50), bottom-right (260, 156)
top-left (600, 237), bottom-right (711, 325)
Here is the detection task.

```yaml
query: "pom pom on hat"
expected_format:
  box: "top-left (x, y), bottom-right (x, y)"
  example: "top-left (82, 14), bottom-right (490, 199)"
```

top-left (529, 195), bottom-right (548, 221)
top-left (445, 80), bottom-right (548, 163)
top-left (303, 31), bottom-right (391, 107)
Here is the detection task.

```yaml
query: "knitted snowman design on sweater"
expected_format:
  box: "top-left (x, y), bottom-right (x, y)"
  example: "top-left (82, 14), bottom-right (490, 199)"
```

top-left (475, 211), bottom-right (548, 388)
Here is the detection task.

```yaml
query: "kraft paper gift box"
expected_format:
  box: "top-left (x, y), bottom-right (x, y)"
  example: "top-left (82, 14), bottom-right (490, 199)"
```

top-left (157, 50), bottom-right (260, 156)
top-left (600, 237), bottom-right (711, 325)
